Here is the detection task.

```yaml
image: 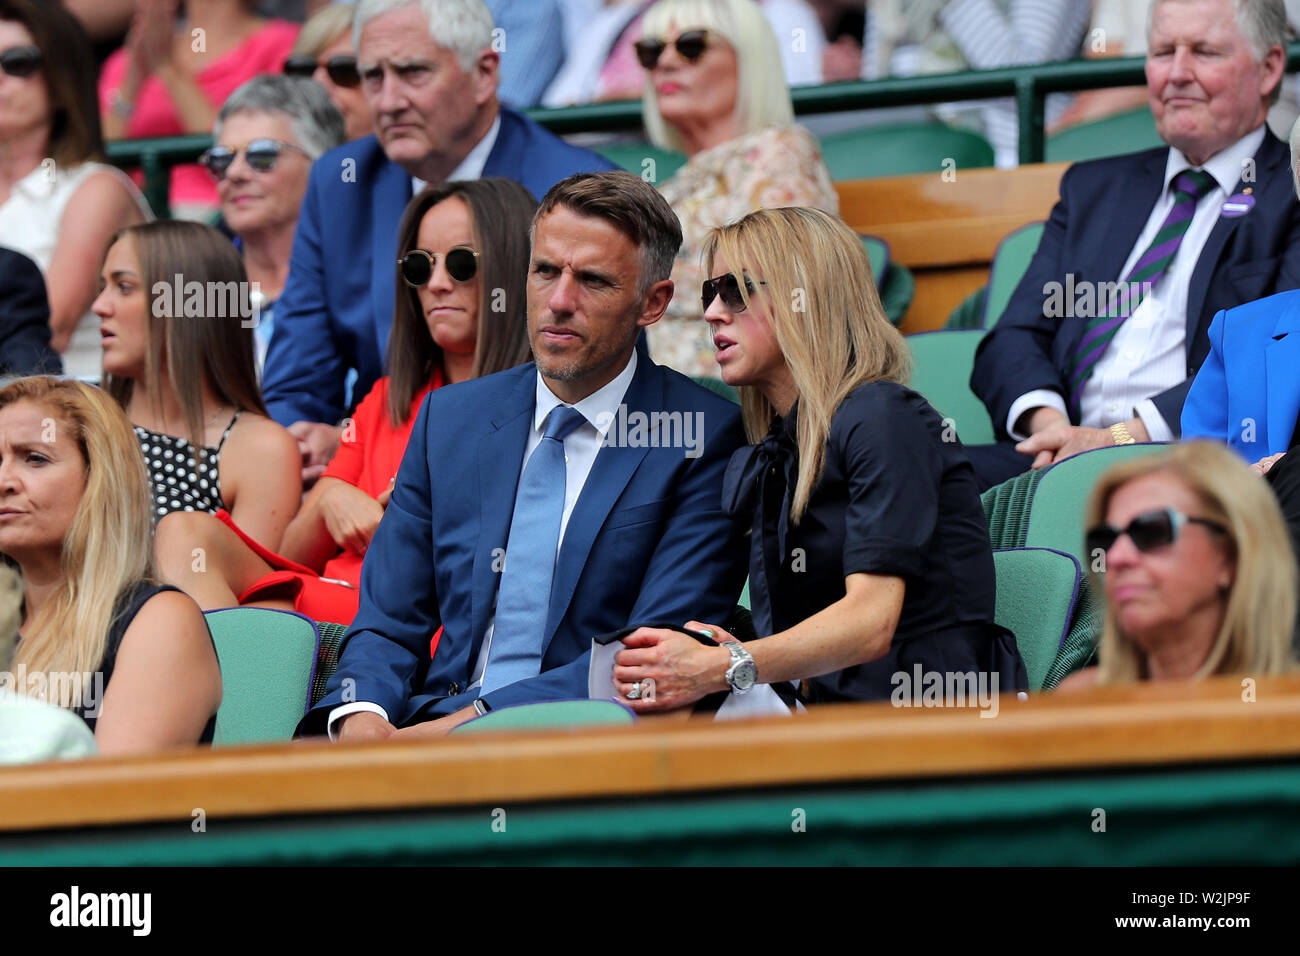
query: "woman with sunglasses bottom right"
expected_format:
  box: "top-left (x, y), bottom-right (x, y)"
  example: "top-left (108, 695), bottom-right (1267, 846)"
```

top-left (153, 179), bottom-right (536, 631)
top-left (1058, 442), bottom-right (1297, 689)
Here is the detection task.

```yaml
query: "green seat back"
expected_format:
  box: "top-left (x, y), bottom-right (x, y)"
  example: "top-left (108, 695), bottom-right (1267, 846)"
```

top-left (992, 548), bottom-right (1081, 691)
top-left (592, 142), bottom-right (687, 182)
top-left (944, 284), bottom-right (988, 331)
top-left (1024, 443), bottom-right (1170, 572)
top-left (859, 234), bottom-right (889, 288)
top-left (905, 330), bottom-right (996, 445)
top-left (819, 123), bottom-right (994, 180)
top-left (206, 608), bottom-right (318, 745)
top-left (1046, 108), bottom-right (1162, 164)
top-left (984, 221), bottom-right (1044, 328)
top-left (451, 699), bottom-right (636, 735)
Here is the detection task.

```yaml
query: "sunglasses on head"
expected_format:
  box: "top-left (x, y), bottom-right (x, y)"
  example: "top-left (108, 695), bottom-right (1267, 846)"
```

top-left (634, 29), bottom-right (711, 70)
top-left (0, 45), bottom-right (41, 78)
top-left (399, 247), bottom-right (479, 286)
top-left (199, 139), bottom-right (311, 179)
top-left (283, 53), bottom-right (360, 88)
top-left (1085, 507), bottom-right (1228, 557)
top-left (702, 272), bottom-right (765, 313)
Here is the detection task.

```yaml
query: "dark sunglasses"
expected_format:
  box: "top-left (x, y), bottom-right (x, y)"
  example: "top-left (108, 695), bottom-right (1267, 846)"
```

top-left (1086, 507), bottom-right (1228, 557)
top-left (399, 247), bottom-right (479, 286)
top-left (634, 29), bottom-right (711, 70)
top-left (702, 272), bottom-right (765, 313)
top-left (283, 53), bottom-right (360, 88)
top-left (0, 45), bottom-right (41, 78)
top-left (199, 139), bottom-right (311, 179)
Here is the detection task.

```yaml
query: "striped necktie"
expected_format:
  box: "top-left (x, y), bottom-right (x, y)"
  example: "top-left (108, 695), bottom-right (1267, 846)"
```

top-left (1066, 168), bottom-right (1218, 415)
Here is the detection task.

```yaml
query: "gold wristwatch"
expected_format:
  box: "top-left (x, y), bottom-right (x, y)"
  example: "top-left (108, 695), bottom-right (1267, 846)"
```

top-left (1109, 422), bottom-right (1137, 445)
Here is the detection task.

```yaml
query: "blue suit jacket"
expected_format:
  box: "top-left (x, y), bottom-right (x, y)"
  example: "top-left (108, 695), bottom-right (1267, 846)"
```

top-left (972, 128), bottom-right (1300, 440)
top-left (262, 108), bottom-right (618, 427)
top-left (0, 248), bottom-right (60, 378)
top-left (1182, 288), bottom-right (1300, 459)
top-left (299, 357), bottom-right (749, 733)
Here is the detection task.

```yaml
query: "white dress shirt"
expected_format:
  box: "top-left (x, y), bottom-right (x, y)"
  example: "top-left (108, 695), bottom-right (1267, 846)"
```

top-left (410, 114), bottom-right (501, 195)
top-left (1008, 125), bottom-right (1266, 441)
top-left (327, 351), bottom-right (639, 737)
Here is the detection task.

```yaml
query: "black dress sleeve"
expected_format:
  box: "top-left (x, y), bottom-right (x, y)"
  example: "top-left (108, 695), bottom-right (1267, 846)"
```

top-left (834, 385), bottom-right (944, 580)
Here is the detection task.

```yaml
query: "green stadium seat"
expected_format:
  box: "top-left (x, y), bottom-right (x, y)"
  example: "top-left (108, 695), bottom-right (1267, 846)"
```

top-left (905, 330), bottom-right (996, 446)
top-left (992, 548), bottom-right (1081, 691)
top-left (206, 607), bottom-right (318, 745)
top-left (944, 284), bottom-right (988, 330)
top-left (310, 619), bottom-right (349, 709)
top-left (1046, 107), bottom-right (1162, 164)
top-left (819, 122), bottom-right (995, 180)
top-left (859, 234), bottom-right (889, 288)
top-left (1024, 443), bottom-right (1169, 573)
top-left (592, 141), bottom-right (687, 182)
top-left (984, 221), bottom-right (1044, 328)
top-left (451, 699), bottom-right (636, 735)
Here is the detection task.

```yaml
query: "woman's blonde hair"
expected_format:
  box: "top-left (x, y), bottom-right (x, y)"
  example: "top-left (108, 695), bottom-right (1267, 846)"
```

top-left (641, 0), bottom-right (794, 153)
top-left (1087, 441), bottom-right (1298, 683)
top-left (293, 1), bottom-right (356, 57)
top-left (1, 378), bottom-right (155, 708)
top-left (702, 206), bottom-right (910, 522)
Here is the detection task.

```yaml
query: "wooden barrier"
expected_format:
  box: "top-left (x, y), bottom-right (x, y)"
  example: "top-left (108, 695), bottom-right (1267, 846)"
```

top-left (836, 162), bottom-right (1068, 333)
top-left (1, 673), bottom-right (1297, 834)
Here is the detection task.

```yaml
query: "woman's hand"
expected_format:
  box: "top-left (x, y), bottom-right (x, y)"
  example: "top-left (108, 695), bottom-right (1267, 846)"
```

top-left (612, 621), bottom-right (735, 712)
top-left (320, 480), bottom-right (386, 556)
top-left (1251, 452), bottom-right (1285, 477)
top-left (125, 0), bottom-right (176, 83)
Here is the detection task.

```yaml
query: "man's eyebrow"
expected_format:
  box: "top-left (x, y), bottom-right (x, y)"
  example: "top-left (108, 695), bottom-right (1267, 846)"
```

top-left (577, 267), bottom-right (619, 285)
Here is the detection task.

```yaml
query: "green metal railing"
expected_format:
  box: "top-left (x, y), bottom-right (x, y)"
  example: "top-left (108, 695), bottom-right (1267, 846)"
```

top-left (106, 45), bottom-right (1300, 217)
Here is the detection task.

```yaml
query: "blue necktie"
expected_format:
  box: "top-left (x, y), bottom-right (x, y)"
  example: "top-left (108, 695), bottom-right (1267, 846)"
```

top-left (481, 405), bottom-right (588, 694)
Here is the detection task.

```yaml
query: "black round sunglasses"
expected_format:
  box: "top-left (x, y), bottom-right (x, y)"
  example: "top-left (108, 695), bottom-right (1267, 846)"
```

top-left (398, 247), bottom-right (480, 286)
top-left (634, 30), bottom-right (711, 70)
top-left (0, 45), bottom-right (41, 78)
top-left (1086, 507), bottom-right (1228, 558)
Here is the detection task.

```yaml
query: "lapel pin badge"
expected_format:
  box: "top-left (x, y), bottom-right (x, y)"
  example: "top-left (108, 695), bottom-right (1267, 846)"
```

top-left (1222, 191), bottom-right (1256, 218)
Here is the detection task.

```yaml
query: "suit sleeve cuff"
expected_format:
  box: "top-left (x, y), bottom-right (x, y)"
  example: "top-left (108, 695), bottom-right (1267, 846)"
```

top-left (1134, 400), bottom-right (1173, 443)
top-left (1008, 390), bottom-right (1068, 441)
top-left (327, 702), bottom-right (390, 741)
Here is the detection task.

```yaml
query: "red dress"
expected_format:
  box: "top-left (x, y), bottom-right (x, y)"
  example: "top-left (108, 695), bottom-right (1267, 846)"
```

top-left (221, 374), bottom-right (439, 630)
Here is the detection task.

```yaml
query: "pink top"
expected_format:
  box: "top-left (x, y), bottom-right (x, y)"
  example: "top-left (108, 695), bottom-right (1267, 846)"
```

top-left (99, 20), bottom-right (300, 212)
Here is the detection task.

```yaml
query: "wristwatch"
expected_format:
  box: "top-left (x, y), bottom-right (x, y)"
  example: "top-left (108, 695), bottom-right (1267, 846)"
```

top-left (723, 641), bottom-right (758, 695)
top-left (1109, 422), bottom-right (1138, 445)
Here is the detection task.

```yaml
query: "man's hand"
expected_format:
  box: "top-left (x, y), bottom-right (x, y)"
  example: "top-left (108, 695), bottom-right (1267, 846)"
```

top-left (1252, 452), bottom-right (1286, 477)
top-left (1015, 411), bottom-right (1149, 468)
top-left (388, 706), bottom-right (477, 740)
top-left (320, 480), bottom-right (385, 556)
top-left (612, 623), bottom-right (733, 713)
top-left (289, 421), bottom-right (344, 484)
top-left (335, 710), bottom-right (396, 742)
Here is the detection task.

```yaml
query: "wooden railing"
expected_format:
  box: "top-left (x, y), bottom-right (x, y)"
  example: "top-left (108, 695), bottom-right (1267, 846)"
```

top-left (2, 674), bottom-right (1297, 834)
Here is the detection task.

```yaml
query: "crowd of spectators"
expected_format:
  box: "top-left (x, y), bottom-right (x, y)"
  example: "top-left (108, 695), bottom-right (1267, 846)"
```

top-left (0, 0), bottom-right (1298, 758)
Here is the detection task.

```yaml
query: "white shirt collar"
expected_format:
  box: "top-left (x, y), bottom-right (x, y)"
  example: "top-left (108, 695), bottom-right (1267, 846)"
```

top-left (1163, 124), bottom-right (1266, 196)
top-left (411, 113), bottom-right (502, 195)
top-left (533, 348), bottom-right (638, 439)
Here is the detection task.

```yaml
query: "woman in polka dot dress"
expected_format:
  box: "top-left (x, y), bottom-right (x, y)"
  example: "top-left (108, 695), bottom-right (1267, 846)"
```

top-left (92, 221), bottom-right (301, 551)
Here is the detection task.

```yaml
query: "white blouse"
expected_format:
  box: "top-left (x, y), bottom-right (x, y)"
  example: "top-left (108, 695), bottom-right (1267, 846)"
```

top-left (0, 162), bottom-right (152, 380)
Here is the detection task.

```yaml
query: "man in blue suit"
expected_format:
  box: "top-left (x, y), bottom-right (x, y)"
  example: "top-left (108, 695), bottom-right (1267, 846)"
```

top-left (300, 171), bottom-right (748, 740)
top-left (968, 0), bottom-right (1300, 489)
top-left (263, 0), bottom-right (617, 480)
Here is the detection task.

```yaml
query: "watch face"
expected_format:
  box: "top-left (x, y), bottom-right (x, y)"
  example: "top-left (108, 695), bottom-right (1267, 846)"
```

top-left (732, 660), bottom-right (758, 691)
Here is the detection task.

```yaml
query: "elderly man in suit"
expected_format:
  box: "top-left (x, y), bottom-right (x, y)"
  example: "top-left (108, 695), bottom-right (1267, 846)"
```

top-left (264, 0), bottom-right (617, 480)
top-left (968, 0), bottom-right (1300, 489)
top-left (300, 171), bottom-right (748, 740)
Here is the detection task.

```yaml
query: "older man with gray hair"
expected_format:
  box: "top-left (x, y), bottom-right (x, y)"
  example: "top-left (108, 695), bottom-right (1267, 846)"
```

top-left (263, 0), bottom-right (617, 479)
top-left (968, 0), bottom-right (1300, 489)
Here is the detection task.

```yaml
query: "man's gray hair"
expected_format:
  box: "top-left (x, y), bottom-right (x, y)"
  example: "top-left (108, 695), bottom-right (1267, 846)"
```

top-left (1150, 0), bottom-right (1288, 103)
top-left (215, 76), bottom-right (346, 159)
top-left (354, 0), bottom-right (494, 71)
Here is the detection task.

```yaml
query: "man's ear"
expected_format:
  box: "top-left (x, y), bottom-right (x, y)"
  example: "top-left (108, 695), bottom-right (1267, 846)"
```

top-left (636, 279), bottom-right (675, 328)
top-left (1261, 44), bottom-right (1286, 100)
top-left (474, 49), bottom-right (500, 106)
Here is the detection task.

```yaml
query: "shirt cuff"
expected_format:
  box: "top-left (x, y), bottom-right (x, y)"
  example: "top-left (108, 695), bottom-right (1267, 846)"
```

top-left (1133, 400), bottom-right (1172, 443)
top-left (327, 701), bottom-right (390, 741)
top-left (1007, 390), bottom-right (1068, 441)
